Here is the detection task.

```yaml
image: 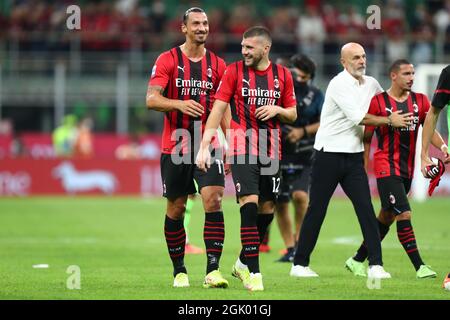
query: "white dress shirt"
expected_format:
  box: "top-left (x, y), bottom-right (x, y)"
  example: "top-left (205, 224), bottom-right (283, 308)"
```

top-left (314, 69), bottom-right (383, 153)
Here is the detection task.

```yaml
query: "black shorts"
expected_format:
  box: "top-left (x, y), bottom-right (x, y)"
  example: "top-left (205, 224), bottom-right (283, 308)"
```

top-left (230, 158), bottom-right (280, 203)
top-left (277, 164), bottom-right (312, 203)
top-left (377, 176), bottom-right (412, 214)
top-left (160, 153), bottom-right (225, 199)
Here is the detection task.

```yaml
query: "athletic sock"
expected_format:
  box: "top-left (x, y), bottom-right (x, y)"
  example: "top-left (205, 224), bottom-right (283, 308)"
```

top-left (261, 225), bottom-right (270, 245)
top-left (257, 213), bottom-right (274, 243)
top-left (204, 211), bottom-right (225, 274)
top-left (164, 215), bottom-right (187, 276)
top-left (353, 220), bottom-right (390, 262)
top-left (239, 203), bottom-right (260, 273)
top-left (239, 213), bottom-right (275, 264)
top-left (397, 219), bottom-right (424, 271)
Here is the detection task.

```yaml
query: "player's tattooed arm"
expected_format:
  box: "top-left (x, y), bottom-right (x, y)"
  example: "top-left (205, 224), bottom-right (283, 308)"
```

top-left (146, 85), bottom-right (204, 117)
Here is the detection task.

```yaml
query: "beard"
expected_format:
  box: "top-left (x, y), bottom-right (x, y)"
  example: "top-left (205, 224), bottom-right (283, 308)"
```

top-left (352, 67), bottom-right (366, 78)
top-left (194, 39), bottom-right (207, 45)
top-left (244, 54), bottom-right (263, 68)
top-left (193, 32), bottom-right (207, 44)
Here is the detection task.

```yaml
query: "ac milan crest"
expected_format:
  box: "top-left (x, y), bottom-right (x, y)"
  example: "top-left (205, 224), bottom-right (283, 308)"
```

top-left (389, 193), bottom-right (396, 204)
top-left (274, 78), bottom-right (279, 89)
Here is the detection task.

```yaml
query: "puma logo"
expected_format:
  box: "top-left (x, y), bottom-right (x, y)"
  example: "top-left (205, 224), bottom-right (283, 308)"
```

top-left (243, 79), bottom-right (250, 86)
top-left (177, 66), bottom-right (185, 72)
top-left (385, 107), bottom-right (392, 114)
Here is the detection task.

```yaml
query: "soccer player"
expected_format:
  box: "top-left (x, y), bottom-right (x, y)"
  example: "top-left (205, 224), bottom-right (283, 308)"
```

top-left (276, 54), bottom-right (324, 262)
top-left (421, 65), bottom-right (450, 176)
top-left (345, 59), bottom-right (448, 278)
top-left (196, 26), bottom-right (297, 291)
top-left (146, 7), bottom-right (228, 289)
top-left (290, 43), bottom-right (413, 279)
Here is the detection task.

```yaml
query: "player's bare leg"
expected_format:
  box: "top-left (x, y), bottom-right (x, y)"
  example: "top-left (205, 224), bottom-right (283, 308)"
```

top-left (280, 190), bottom-right (307, 262)
top-left (275, 202), bottom-right (295, 259)
top-left (292, 190), bottom-right (308, 244)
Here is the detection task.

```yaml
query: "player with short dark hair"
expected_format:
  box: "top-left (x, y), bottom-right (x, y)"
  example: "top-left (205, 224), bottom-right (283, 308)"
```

top-left (276, 54), bottom-right (324, 262)
top-left (345, 60), bottom-right (448, 278)
top-left (146, 7), bottom-right (229, 289)
top-left (196, 26), bottom-right (297, 291)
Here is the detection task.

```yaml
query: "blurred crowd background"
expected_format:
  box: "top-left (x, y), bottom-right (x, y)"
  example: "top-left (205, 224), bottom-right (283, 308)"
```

top-left (0, 0), bottom-right (449, 155)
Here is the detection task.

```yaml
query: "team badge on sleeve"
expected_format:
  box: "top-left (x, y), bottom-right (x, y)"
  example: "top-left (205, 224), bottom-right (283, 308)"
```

top-left (151, 65), bottom-right (157, 78)
top-left (389, 193), bottom-right (396, 205)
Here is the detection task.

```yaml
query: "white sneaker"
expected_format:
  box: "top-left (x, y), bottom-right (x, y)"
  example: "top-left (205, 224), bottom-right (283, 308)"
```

top-left (290, 265), bottom-right (319, 277)
top-left (367, 265), bottom-right (391, 279)
top-left (246, 273), bottom-right (264, 291)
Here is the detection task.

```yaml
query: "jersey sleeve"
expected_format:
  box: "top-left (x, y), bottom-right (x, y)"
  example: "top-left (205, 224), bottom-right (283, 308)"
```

top-left (148, 51), bottom-right (174, 89)
top-left (431, 65), bottom-right (450, 109)
top-left (215, 64), bottom-right (237, 103)
top-left (282, 68), bottom-right (297, 108)
top-left (218, 58), bottom-right (227, 79)
top-left (364, 95), bottom-right (381, 134)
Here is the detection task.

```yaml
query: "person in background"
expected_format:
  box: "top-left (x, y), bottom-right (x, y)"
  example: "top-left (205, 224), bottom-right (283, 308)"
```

top-left (74, 117), bottom-right (94, 159)
top-left (276, 54), bottom-right (324, 263)
top-left (52, 114), bottom-right (78, 157)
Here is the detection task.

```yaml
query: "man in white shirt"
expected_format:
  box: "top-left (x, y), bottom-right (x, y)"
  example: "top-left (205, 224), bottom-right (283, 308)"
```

top-left (290, 42), bottom-right (413, 279)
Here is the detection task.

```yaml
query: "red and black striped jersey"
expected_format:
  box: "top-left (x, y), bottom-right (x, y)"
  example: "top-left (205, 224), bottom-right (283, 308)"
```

top-left (215, 61), bottom-right (296, 159)
top-left (365, 91), bottom-right (430, 179)
top-left (148, 46), bottom-right (226, 154)
top-left (431, 65), bottom-right (450, 109)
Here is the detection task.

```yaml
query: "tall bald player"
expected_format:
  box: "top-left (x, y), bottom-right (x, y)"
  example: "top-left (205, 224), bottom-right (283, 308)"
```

top-left (147, 7), bottom-right (229, 289)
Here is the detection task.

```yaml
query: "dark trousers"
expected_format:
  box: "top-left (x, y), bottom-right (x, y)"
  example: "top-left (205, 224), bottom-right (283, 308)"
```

top-left (293, 150), bottom-right (382, 266)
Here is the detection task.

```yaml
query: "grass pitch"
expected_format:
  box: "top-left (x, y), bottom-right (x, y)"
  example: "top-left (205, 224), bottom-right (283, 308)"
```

top-left (0, 196), bottom-right (449, 300)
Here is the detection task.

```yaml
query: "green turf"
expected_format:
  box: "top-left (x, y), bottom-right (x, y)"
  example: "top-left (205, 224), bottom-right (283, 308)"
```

top-left (0, 196), bottom-right (449, 300)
